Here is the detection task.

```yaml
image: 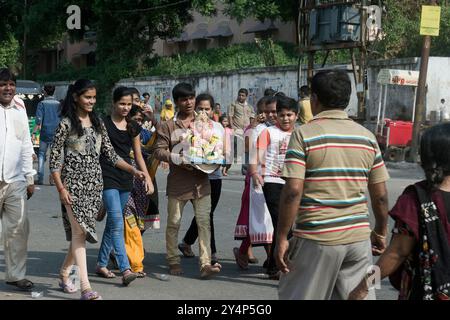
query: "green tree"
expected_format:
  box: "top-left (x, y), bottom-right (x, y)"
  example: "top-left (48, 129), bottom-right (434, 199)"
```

top-left (0, 33), bottom-right (20, 69)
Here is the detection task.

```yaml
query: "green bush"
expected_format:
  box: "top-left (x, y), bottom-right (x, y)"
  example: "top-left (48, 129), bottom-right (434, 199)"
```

top-left (0, 34), bottom-right (20, 69)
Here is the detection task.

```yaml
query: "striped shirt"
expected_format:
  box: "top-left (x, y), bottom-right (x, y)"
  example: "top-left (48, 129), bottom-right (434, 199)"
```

top-left (282, 110), bottom-right (389, 245)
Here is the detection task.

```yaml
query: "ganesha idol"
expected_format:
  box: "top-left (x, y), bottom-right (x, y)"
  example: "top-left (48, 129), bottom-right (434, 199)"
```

top-left (179, 111), bottom-right (225, 171)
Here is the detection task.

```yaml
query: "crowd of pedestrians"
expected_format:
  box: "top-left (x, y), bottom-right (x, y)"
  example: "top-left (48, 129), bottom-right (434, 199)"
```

top-left (1, 66), bottom-right (449, 300)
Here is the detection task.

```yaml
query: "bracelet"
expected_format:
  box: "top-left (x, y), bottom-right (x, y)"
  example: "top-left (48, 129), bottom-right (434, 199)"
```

top-left (57, 186), bottom-right (66, 193)
top-left (249, 171), bottom-right (258, 177)
top-left (371, 230), bottom-right (386, 239)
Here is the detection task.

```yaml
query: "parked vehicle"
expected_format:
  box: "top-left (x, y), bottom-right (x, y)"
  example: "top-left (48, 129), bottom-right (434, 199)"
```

top-left (15, 80), bottom-right (43, 152)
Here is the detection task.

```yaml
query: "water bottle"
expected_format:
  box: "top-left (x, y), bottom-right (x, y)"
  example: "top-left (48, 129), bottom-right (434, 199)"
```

top-left (69, 265), bottom-right (80, 290)
top-left (155, 273), bottom-right (169, 281)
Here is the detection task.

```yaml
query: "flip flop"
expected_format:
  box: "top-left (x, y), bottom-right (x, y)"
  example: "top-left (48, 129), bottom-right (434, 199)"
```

top-left (6, 279), bottom-right (34, 291)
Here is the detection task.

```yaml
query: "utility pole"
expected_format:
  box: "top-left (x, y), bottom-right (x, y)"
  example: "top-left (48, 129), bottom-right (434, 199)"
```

top-left (408, 0), bottom-right (438, 163)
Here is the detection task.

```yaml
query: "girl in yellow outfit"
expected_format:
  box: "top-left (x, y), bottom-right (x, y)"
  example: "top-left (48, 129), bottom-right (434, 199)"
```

top-left (160, 99), bottom-right (175, 121)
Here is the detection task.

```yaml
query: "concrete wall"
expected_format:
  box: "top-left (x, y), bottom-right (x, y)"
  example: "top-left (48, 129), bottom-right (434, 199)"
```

top-left (117, 66), bottom-right (301, 114)
top-left (46, 57), bottom-right (450, 126)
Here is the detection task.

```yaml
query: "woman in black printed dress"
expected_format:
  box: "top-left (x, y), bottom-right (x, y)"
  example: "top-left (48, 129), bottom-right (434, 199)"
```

top-left (50, 79), bottom-right (145, 300)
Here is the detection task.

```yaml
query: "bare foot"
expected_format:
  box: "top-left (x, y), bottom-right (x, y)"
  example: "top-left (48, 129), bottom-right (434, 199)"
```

top-left (169, 264), bottom-right (184, 275)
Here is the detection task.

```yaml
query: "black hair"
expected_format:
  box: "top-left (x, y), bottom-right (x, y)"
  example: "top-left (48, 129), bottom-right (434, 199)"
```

top-left (219, 114), bottom-right (230, 126)
top-left (256, 96), bottom-right (269, 114)
top-left (112, 86), bottom-right (141, 137)
top-left (0, 68), bottom-right (16, 83)
top-left (44, 85), bottom-right (56, 96)
top-left (276, 96), bottom-right (298, 114)
top-left (420, 123), bottom-right (450, 189)
top-left (300, 85), bottom-right (310, 97)
top-left (238, 88), bottom-right (248, 96)
top-left (311, 70), bottom-right (351, 109)
top-left (61, 79), bottom-right (101, 137)
top-left (143, 92), bottom-right (150, 98)
top-left (129, 104), bottom-right (145, 119)
top-left (196, 93), bottom-right (215, 109)
top-left (265, 96), bottom-right (277, 106)
top-left (128, 87), bottom-right (140, 96)
top-left (264, 88), bottom-right (276, 96)
top-left (172, 83), bottom-right (195, 102)
top-left (113, 86), bottom-right (134, 103)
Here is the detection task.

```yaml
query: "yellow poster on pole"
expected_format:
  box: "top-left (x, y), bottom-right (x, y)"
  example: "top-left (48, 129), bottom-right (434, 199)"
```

top-left (420, 6), bottom-right (441, 36)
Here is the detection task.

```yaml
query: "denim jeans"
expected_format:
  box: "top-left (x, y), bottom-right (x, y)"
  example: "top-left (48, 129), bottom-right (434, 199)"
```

top-left (97, 189), bottom-right (131, 273)
top-left (37, 140), bottom-right (50, 184)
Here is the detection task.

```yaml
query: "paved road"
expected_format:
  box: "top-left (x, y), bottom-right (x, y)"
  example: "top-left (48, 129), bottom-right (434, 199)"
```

top-left (0, 164), bottom-right (423, 300)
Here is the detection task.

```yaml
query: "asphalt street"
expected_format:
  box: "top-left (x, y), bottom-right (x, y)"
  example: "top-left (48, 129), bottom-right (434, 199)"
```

top-left (0, 163), bottom-right (424, 300)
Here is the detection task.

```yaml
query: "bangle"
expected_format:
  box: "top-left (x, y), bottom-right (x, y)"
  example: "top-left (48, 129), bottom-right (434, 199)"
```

top-left (57, 186), bottom-right (66, 193)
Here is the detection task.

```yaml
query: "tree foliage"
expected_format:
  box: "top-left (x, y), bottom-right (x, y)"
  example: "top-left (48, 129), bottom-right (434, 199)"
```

top-left (0, 33), bottom-right (20, 69)
top-left (376, 0), bottom-right (450, 58)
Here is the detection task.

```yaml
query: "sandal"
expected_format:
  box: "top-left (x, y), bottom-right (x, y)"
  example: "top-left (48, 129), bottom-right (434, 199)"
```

top-left (233, 247), bottom-right (249, 270)
top-left (248, 257), bottom-right (259, 264)
top-left (122, 270), bottom-right (138, 286)
top-left (178, 243), bottom-right (195, 258)
top-left (6, 279), bottom-right (34, 291)
top-left (135, 271), bottom-right (147, 278)
top-left (169, 264), bottom-right (184, 276)
top-left (80, 290), bottom-right (102, 300)
top-left (58, 277), bottom-right (77, 294)
top-left (96, 266), bottom-right (116, 279)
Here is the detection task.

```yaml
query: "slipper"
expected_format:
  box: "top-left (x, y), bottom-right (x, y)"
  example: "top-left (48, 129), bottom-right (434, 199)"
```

top-left (135, 271), bottom-right (147, 278)
top-left (96, 267), bottom-right (116, 279)
top-left (6, 279), bottom-right (34, 291)
top-left (233, 247), bottom-right (249, 270)
top-left (178, 243), bottom-right (195, 258)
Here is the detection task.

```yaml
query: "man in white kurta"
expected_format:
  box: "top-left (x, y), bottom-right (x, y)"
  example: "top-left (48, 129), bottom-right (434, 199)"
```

top-left (0, 68), bottom-right (36, 291)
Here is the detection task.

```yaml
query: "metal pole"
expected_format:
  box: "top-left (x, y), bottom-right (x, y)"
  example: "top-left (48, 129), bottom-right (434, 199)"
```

top-left (381, 84), bottom-right (387, 133)
top-left (408, 0), bottom-right (438, 162)
top-left (376, 84), bottom-right (383, 134)
top-left (412, 87), bottom-right (418, 123)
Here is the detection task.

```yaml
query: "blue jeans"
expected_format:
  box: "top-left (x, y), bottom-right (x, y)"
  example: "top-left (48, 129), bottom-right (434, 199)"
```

top-left (97, 189), bottom-right (131, 273)
top-left (37, 140), bottom-right (50, 184)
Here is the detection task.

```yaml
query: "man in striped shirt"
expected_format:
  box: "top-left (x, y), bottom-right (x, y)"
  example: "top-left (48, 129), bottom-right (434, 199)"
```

top-left (276, 70), bottom-right (390, 300)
